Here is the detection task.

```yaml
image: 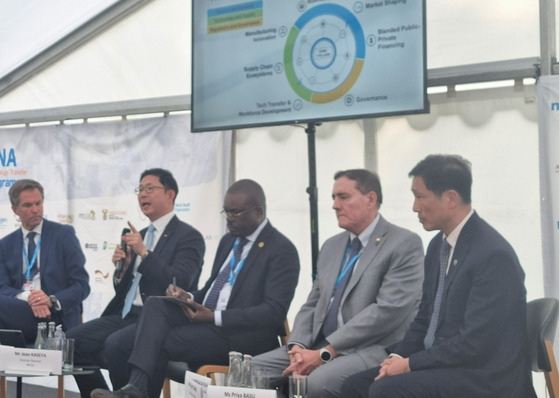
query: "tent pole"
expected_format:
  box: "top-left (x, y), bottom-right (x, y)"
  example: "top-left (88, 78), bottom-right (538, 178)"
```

top-left (539, 0), bottom-right (556, 76)
top-left (305, 122), bottom-right (320, 280)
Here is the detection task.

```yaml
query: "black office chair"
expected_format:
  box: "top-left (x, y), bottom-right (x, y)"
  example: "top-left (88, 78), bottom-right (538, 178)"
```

top-left (527, 298), bottom-right (559, 398)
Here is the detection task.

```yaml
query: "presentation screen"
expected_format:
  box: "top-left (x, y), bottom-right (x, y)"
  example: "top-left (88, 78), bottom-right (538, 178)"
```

top-left (191, 0), bottom-right (427, 132)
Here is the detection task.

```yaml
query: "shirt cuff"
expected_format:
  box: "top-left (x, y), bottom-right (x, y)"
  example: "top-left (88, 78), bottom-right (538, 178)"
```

top-left (17, 290), bottom-right (31, 301)
top-left (214, 310), bottom-right (223, 326)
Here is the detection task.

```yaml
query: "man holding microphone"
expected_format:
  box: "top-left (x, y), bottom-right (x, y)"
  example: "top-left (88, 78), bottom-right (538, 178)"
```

top-left (68, 168), bottom-right (205, 398)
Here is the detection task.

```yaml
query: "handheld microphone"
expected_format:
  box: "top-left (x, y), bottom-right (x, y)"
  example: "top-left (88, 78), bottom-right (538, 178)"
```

top-left (115, 228), bottom-right (131, 276)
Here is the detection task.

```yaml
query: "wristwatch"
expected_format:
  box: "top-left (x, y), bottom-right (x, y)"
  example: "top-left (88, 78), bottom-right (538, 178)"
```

top-left (319, 347), bottom-right (333, 363)
top-left (141, 250), bottom-right (150, 260)
top-left (49, 295), bottom-right (60, 310)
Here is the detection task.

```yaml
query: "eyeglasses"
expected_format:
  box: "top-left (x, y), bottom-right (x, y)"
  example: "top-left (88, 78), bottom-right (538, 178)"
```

top-left (220, 205), bottom-right (260, 218)
top-left (135, 185), bottom-right (165, 195)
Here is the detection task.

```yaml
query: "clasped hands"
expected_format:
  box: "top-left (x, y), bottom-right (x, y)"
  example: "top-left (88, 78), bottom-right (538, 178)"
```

top-left (165, 284), bottom-right (215, 323)
top-left (375, 355), bottom-right (410, 381)
top-left (27, 289), bottom-right (51, 318)
top-left (282, 345), bottom-right (324, 377)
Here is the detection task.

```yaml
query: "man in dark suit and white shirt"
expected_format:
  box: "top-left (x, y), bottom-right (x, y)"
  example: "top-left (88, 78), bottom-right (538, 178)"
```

top-left (0, 179), bottom-right (89, 341)
top-left (342, 155), bottom-right (537, 398)
top-left (68, 168), bottom-right (205, 398)
top-left (91, 178), bottom-right (300, 398)
top-left (253, 169), bottom-right (425, 397)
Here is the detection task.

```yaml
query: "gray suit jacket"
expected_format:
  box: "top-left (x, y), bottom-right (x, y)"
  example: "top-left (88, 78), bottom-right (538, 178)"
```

top-left (289, 215), bottom-right (424, 366)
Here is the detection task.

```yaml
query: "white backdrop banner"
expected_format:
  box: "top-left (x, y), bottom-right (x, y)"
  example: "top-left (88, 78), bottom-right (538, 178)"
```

top-left (538, 75), bottom-right (559, 301)
top-left (0, 114), bottom-right (231, 321)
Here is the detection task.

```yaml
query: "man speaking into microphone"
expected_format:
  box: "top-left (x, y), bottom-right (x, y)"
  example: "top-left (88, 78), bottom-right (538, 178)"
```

top-left (67, 168), bottom-right (205, 398)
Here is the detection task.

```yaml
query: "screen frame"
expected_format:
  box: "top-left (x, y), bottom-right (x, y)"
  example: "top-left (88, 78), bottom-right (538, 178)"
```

top-left (191, 0), bottom-right (429, 133)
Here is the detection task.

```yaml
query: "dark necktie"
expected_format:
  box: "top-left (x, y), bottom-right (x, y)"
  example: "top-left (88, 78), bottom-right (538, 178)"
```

top-left (322, 237), bottom-right (362, 337)
top-left (424, 238), bottom-right (451, 348)
top-left (205, 237), bottom-right (248, 310)
top-left (27, 231), bottom-right (37, 278)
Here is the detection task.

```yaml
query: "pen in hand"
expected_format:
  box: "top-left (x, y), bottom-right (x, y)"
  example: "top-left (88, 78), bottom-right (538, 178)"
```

top-left (172, 276), bottom-right (177, 294)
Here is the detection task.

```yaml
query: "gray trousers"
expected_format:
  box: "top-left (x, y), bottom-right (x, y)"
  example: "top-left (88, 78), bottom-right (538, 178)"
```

top-left (252, 345), bottom-right (371, 398)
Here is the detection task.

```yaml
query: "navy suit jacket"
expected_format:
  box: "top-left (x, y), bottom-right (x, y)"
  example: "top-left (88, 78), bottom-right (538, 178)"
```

top-left (0, 219), bottom-right (90, 330)
top-left (102, 215), bottom-right (205, 316)
top-left (389, 212), bottom-right (536, 397)
top-left (193, 221), bottom-right (300, 355)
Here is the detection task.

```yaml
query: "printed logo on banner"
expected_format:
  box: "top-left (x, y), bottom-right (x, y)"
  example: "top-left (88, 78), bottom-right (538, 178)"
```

top-left (0, 148), bottom-right (26, 190)
top-left (175, 203), bottom-right (191, 213)
top-left (0, 217), bottom-right (9, 230)
top-left (57, 214), bottom-right (75, 224)
top-left (105, 210), bottom-right (127, 220)
top-left (104, 242), bottom-right (117, 251)
top-left (84, 243), bottom-right (99, 251)
top-left (78, 210), bottom-right (96, 221)
top-left (552, 102), bottom-right (559, 111)
top-left (94, 270), bottom-right (110, 283)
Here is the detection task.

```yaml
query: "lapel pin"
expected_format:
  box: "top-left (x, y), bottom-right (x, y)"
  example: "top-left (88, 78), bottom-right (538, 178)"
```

top-left (258, 242), bottom-right (264, 248)
top-left (376, 237), bottom-right (381, 245)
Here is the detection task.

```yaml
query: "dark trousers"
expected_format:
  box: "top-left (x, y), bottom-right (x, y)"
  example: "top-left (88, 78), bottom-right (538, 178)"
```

top-left (66, 309), bottom-right (141, 398)
top-left (107, 297), bottom-right (230, 398)
top-left (0, 296), bottom-right (43, 343)
top-left (342, 366), bottom-right (504, 398)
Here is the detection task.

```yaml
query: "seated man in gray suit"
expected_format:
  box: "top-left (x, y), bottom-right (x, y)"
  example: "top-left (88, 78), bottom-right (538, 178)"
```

top-left (253, 169), bottom-right (425, 397)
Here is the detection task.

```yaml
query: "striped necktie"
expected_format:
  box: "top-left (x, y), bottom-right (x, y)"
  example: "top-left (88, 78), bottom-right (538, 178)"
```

top-left (205, 237), bottom-right (248, 310)
top-left (322, 237), bottom-right (362, 337)
top-left (27, 232), bottom-right (38, 279)
top-left (424, 238), bottom-right (451, 348)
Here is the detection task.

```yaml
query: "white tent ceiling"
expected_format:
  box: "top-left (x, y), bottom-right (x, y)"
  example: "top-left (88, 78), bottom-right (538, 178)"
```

top-left (0, 0), bottom-right (553, 114)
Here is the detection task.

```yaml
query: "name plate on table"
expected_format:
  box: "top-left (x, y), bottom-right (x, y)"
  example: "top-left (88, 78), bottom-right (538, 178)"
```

top-left (185, 371), bottom-right (211, 398)
top-left (207, 385), bottom-right (276, 398)
top-left (0, 346), bottom-right (62, 375)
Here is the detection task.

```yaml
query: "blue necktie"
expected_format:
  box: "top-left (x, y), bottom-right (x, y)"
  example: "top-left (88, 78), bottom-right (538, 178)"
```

top-left (424, 239), bottom-right (451, 348)
top-left (205, 237), bottom-right (248, 310)
top-left (322, 237), bottom-right (362, 337)
top-left (27, 232), bottom-right (38, 279)
top-left (122, 224), bottom-right (155, 318)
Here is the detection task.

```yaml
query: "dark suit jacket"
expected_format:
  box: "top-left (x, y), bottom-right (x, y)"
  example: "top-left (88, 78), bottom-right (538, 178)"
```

top-left (193, 221), bottom-right (300, 355)
top-left (389, 212), bottom-right (536, 397)
top-left (102, 215), bottom-right (205, 316)
top-left (0, 219), bottom-right (90, 330)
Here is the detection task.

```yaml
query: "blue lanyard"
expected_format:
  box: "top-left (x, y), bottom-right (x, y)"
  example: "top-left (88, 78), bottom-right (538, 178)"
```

top-left (334, 244), bottom-right (362, 290)
top-left (229, 238), bottom-right (246, 286)
top-left (22, 235), bottom-right (42, 280)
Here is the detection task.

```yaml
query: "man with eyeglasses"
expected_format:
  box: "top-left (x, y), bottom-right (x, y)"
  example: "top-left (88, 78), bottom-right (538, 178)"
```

top-left (68, 168), bottom-right (205, 398)
top-left (91, 179), bottom-right (300, 398)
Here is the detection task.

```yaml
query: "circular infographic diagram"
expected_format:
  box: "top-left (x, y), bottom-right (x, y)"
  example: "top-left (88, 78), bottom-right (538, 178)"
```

top-left (284, 4), bottom-right (365, 104)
